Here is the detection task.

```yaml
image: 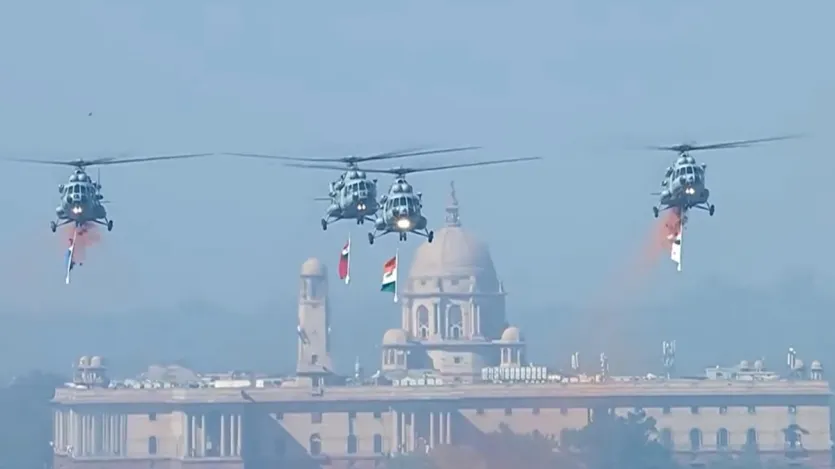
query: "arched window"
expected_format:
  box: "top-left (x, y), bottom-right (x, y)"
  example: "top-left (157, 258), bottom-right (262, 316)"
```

top-left (309, 433), bottom-right (321, 455)
top-left (745, 428), bottom-right (758, 449)
top-left (660, 428), bottom-right (673, 449)
top-left (347, 435), bottom-right (357, 454)
top-left (417, 305), bottom-right (430, 339)
top-left (689, 428), bottom-right (702, 451)
top-left (716, 428), bottom-right (729, 449)
top-left (373, 434), bottom-right (383, 453)
top-left (447, 305), bottom-right (462, 339)
top-left (148, 436), bottom-right (158, 455)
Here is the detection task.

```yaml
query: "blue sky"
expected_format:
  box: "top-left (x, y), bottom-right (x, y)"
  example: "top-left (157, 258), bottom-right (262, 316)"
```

top-left (0, 1), bottom-right (832, 373)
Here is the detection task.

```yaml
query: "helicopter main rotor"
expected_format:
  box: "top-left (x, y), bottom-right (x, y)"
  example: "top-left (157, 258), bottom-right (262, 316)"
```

top-left (5, 153), bottom-right (213, 170)
top-left (225, 146), bottom-right (481, 168)
top-left (284, 156), bottom-right (542, 177)
top-left (646, 135), bottom-right (801, 155)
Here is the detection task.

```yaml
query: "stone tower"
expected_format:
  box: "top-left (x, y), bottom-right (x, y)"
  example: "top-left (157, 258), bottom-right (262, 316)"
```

top-left (296, 258), bottom-right (333, 383)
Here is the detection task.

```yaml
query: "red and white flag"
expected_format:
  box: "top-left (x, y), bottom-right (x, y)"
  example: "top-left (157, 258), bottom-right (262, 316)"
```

top-left (338, 236), bottom-right (351, 284)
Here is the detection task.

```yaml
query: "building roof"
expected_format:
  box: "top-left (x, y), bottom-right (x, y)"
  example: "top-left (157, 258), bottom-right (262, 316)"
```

top-left (407, 182), bottom-right (498, 285)
top-left (301, 257), bottom-right (326, 277)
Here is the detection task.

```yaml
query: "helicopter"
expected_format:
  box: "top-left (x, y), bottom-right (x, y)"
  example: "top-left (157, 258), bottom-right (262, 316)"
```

top-left (349, 157), bottom-right (540, 244)
top-left (5, 153), bottom-right (211, 233)
top-left (648, 136), bottom-right (799, 227)
top-left (225, 147), bottom-right (480, 230)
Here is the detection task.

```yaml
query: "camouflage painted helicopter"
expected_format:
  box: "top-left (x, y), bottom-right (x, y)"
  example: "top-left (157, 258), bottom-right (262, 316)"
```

top-left (355, 157), bottom-right (541, 244)
top-left (225, 147), bottom-right (479, 230)
top-left (6, 153), bottom-right (211, 233)
top-left (648, 136), bottom-right (799, 225)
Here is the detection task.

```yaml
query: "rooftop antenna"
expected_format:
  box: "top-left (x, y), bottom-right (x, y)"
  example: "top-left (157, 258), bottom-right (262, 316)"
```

top-left (662, 340), bottom-right (677, 378)
top-left (599, 352), bottom-right (609, 380)
top-left (570, 352), bottom-right (580, 374)
top-left (354, 356), bottom-right (363, 382)
top-left (787, 347), bottom-right (797, 371)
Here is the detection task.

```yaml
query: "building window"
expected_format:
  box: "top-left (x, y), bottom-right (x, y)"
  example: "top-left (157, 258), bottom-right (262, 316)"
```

top-left (148, 436), bottom-right (158, 455)
top-left (532, 408), bottom-right (540, 415)
top-left (717, 428), bottom-right (729, 449)
top-left (453, 356), bottom-right (462, 364)
top-left (373, 411), bottom-right (382, 419)
top-left (719, 406), bottom-right (727, 415)
top-left (309, 434), bottom-right (321, 455)
top-left (747, 406), bottom-right (756, 415)
top-left (347, 435), bottom-right (357, 454)
top-left (373, 434), bottom-right (383, 453)
top-left (149, 412), bottom-right (157, 421)
top-left (689, 428), bottom-right (702, 451)
top-left (311, 354), bottom-right (319, 365)
top-left (690, 406), bottom-right (699, 415)
top-left (476, 408), bottom-right (484, 415)
top-left (662, 407), bottom-right (671, 415)
top-left (311, 412), bottom-right (322, 424)
top-left (745, 428), bottom-right (757, 449)
top-left (504, 408), bottom-right (512, 416)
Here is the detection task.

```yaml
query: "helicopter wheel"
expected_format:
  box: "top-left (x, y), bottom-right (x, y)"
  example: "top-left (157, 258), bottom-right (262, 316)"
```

top-left (321, 219), bottom-right (328, 231)
top-left (428, 231), bottom-right (434, 243)
top-left (107, 220), bottom-right (114, 232)
top-left (652, 207), bottom-right (659, 218)
top-left (50, 221), bottom-right (57, 233)
top-left (367, 232), bottom-right (375, 245)
top-left (709, 205), bottom-right (715, 216)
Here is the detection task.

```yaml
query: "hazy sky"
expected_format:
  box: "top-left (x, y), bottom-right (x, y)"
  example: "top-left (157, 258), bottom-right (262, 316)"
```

top-left (1, 1), bottom-right (833, 373)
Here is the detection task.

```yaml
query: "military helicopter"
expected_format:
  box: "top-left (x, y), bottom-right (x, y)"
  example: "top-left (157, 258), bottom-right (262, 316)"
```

top-left (648, 136), bottom-right (799, 225)
top-left (6, 153), bottom-right (211, 233)
top-left (225, 147), bottom-right (479, 230)
top-left (352, 157), bottom-right (541, 244)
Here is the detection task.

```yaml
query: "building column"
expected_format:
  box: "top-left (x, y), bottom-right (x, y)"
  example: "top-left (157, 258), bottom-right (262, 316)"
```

top-left (429, 412), bottom-right (435, 448)
top-left (410, 412), bottom-right (416, 452)
top-left (445, 412), bottom-right (451, 444)
top-left (220, 414), bottom-right (226, 457)
top-left (200, 413), bottom-right (206, 457)
top-left (236, 414), bottom-right (242, 456)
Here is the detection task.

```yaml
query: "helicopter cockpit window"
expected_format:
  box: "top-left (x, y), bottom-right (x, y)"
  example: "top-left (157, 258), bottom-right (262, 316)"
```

top-left (359, 181), bottom-right (366, 190)
top-left (71, 184), bottom-right (79, 194)
top-left (685, 166), bottom-right (693, 174)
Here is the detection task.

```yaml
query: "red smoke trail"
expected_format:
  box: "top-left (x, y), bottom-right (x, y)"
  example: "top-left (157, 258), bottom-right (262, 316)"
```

top-left (61, 224), bottom-right (101, 264)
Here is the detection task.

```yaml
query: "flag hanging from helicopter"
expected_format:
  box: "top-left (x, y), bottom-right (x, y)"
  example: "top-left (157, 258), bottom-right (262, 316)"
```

top-left (380, 252), bottom-right (398, 302)
top-left (64, 228), bottom-right (82, 284)
top-left (670, 229), bottom-right (682, 272)
top-left (338, 236), bottom-right (351, 284)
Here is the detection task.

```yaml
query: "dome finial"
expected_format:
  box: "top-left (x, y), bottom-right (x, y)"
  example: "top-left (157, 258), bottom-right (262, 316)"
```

top-left (445, 181), bottom-right (461, 227)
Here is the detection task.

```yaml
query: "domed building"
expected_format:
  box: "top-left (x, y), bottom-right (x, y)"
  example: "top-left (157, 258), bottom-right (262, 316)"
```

top-left (381, 182), bottom-right (525, 383)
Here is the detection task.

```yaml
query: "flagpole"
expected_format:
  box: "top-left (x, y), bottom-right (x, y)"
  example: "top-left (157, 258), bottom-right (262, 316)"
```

top-left (345, 233), bottom-right (351, 285)
top-left (393, 248), bottom-right (399, 303)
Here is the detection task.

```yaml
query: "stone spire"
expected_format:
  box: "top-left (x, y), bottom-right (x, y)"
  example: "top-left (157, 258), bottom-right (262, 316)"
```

top-left (445, 181), bottom-right (461, 227)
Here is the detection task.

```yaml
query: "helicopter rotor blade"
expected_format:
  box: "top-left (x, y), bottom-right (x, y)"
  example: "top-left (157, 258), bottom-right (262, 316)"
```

top-left (646, 134), bottom-right (802, 154)
top-left (358, 157), bottom-right (542, 176)
top-left (4, 153), bottom-right (213, 168)
top-left (226, 146), bottom-right (480, 166)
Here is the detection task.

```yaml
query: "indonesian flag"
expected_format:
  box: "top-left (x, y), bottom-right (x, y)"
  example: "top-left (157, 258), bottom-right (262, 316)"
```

top-left (380, 253), bottom-right (398, 302)
top-left (338, 236), bottom-right (351, 284)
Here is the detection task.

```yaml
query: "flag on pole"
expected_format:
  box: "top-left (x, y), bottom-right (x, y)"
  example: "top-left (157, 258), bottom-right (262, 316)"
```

top-left (381, 251), bottom-right (398, 302)
top-left (338, 235), bottom-right (351, 284)
top-left (64, 231), bottom-right (77, 285)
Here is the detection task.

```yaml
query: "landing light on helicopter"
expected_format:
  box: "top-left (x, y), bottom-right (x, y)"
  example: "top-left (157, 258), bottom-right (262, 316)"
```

top-left (71, 206), bottom-right (83, 215)
top-left (685, 187), bottom-right (696, 195)
top-left (396, 218), bottom-right (411, 229)
top-left (357, 203), bottom-right (367, 211)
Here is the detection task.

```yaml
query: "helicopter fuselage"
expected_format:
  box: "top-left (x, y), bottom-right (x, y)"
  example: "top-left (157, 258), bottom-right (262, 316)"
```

top-left (320, 173), bottom-right (380, 229)
top-left (367, 178), bottom-right (434, 244)
top-left (653, 154), bottom-right (715, 219)
top-left (51, 170), bottom-right (113, 232)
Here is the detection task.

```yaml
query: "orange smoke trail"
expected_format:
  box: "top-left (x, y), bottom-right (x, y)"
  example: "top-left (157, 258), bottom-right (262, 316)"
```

top-left (580, 210), bottom-right (681, 365)
top-left (60, 224), bottom-right (101, 264)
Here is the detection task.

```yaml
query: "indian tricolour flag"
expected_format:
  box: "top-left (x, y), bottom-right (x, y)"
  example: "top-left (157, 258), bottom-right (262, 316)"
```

top-left (380, 251), bottom-right (398, 302)
top-left (338, 235), bottom-right (351, 285)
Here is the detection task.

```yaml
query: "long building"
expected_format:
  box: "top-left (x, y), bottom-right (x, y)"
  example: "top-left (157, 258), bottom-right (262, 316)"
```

top-left (51, 185), bottom-right (833, 469)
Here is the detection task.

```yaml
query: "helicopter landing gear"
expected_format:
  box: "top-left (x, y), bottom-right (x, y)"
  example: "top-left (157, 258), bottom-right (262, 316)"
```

top-left (398, 232), bottom-right (407, 241)
top-left (709, 204), bottom-right (715, 216)
top-left (652, 207), bottom-right (659, 218)
top-left (50, 221), bottom-right (57, 233)
top-left (368, 232), bottom-right (375, 245)
top-left (427, 231), bottom-right (434, 243)
top-left (321, 219), bottom-right (328, 231)
top-left (107, 219), bottom-right (114, 232)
